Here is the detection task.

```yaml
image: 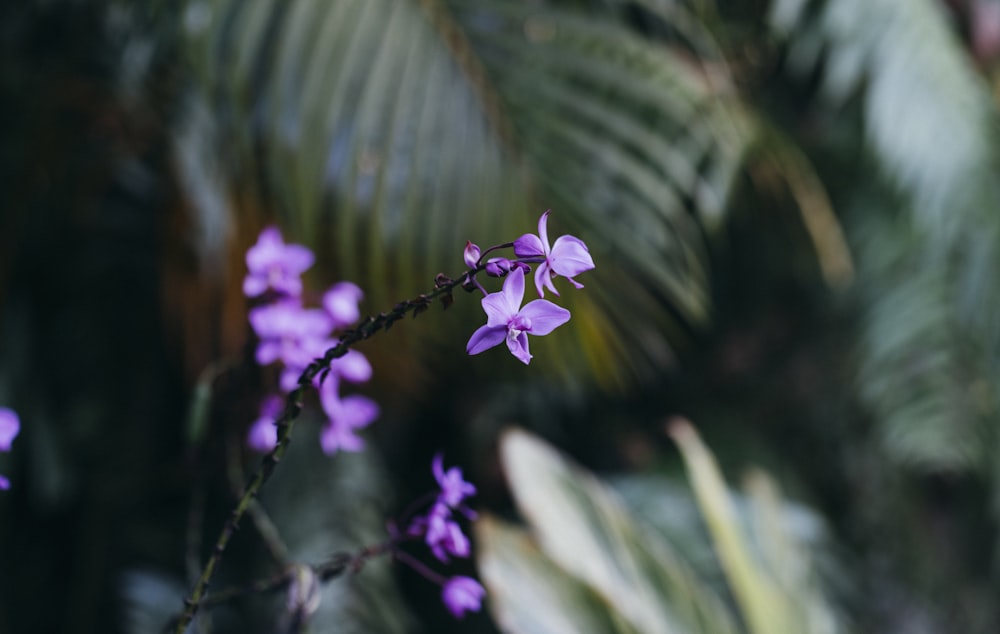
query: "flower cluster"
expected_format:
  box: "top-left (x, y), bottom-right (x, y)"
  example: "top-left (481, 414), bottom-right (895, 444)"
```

top-left (243, 227), bottom-right (377, 455)
top-left (396, 455), bottom-right (485, 619)
top-left (0, 407), bottom-right (19, 490)
top-left (409, 454), bottom-right (478, 562)
top-left (465, 211), bottom-right (594, 365)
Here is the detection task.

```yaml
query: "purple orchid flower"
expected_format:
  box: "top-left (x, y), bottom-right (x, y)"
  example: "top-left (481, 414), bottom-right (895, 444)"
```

top-left (247, 395), bottom-right (283, 452)
top-left (405, 456), bottom-right (478, 561)
top-left (249, 300), bottom-right (333, 372)
top-left (0, 407), bottom-right (19, 490)
top-left (243, 226), bottom-right (315, 298)
top-left (432, 453), bottom-right (477, 509)
top-left (513, 210), bottom-right (595, 298)
top-left (322, 282), bottom-right (364, 329)
top-left (442, 576), bottom-right (486, 619)
top-left (424, 503), bottom-right (472, 562)
top-left (466, 267), bottom-right (571, 365)
top-left (318, 378), bottom-right (379, 454)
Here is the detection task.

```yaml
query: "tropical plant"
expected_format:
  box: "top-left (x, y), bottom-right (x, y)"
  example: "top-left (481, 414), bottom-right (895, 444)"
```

top-left (5, 0), bottom-right (1000, 632)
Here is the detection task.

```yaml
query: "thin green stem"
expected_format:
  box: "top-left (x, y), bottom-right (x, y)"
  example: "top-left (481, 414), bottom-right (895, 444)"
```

top-left (169, 268), bottom-right (480, 634)
top-left (188, 539), bottom-right (394, 613)
top-left (226, 432), bottom-right (290, 566)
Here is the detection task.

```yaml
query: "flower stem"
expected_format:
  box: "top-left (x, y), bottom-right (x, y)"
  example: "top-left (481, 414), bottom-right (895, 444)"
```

top-left (169, 268), bottom-right (481, 634)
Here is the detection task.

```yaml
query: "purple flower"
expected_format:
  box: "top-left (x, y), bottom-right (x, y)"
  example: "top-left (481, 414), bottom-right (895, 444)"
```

top-left (0, 407), bottom-right (20, 490)
top-left (433, 453), bottom-right (476, 509)
top-left (513, 210), bottom-right (595, 298)
top-left (466, 267), bottom-right (571, 365)
top-left (318, 378), bottom-right (379, 454)
top-left (484, 257), bottom-right (511, 277)
top-left (249, 300), bottom-right (333, 371)
top-left (405, 456), bottom-right (478, 561)
top-left (243, 226), bottom-right (315, 298)
top-left (322, 282), bottom-right (364, 329)
top-left (247, 395), bottom-right (283, 452)
top-left (464, 241), bottom-right (481, 268)
top-left (329, 349), bottom-right (372, 383)
top-left (425, 503), bottom-right (472, 562)
top-left (442, 576), bottom-right (486, 619)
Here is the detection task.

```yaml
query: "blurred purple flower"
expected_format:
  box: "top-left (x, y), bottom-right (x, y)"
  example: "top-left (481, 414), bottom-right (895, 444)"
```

top-left (405, 456), bottom-right (477, 562)
top-left (513, 210), bottom-right (594, 298)
top-left (243, 226), bottom-right (315, 298)
top-left (318, 378), bottom-right (379, 454)
top-left (0, 407), bottom-right (20, 490)
top-left (322, 282), bottom-right (364, 329)
top-left (249, 301), bottom-right (333, 376)
top-left (466, 267), bottom-right (571, 365)
top-left (432, 453), bottom-right (476, 509)
top-left (442, 576), bottom-right (486, 619)
top-left (425, 504), bottom-right (471, 562)
top-left (329, 348), bottom-right (372, 384)
top-left (247, 395), bottom-right (283, 452)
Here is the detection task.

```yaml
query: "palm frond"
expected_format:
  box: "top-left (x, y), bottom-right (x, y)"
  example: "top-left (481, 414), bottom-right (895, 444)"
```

top-left (184, 0), bottom-right (762, 386)
top-left (770, 0), bottom-right (1000, 476)
top-left (852, 205), bottom-right (994, 472)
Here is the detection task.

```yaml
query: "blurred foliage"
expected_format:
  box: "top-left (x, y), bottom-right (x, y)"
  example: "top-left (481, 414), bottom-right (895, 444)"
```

top-left (478, 425), bottom-right (845, 634)
top-left (4, 0), bottom-right (1000, 632)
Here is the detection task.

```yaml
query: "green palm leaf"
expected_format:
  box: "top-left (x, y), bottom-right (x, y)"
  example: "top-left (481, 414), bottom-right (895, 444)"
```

top-left (770, 0), bottom-right (1000, 475)
top-left (183, 0), bottom-right (761, 385)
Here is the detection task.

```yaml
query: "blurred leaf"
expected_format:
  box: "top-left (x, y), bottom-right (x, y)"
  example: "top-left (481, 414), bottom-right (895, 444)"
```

top-left (610, 470), bottom-right (844, 611)
top-left (770, 0), bottom-right (1000, 480)
top-left (487, 426), bottom-right (848, 634)
top-left (495, 427), bottom-right (739, 634)
top-left (670, 419), bottom-right (796, 634)
top-left (476, 515), bottom-right (639, 634)
top-left (670, 419), bottom-right (845, 634)
top-left (770, 0), bottom-right (997, 236)
top-left (742, 470), bottom-right (844, 634)
top-left (852, 207), bottom-right (994, 472)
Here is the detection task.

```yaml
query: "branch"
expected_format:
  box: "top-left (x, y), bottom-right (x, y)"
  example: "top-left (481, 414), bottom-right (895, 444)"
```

top-left (169, 268), bottom-right (478, 633)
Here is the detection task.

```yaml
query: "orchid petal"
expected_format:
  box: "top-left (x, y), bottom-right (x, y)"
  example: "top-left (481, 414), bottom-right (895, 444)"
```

top-left (330, 349), bottom-right (372, 383)
top-left (481, 293), bottom-right (515, 327)
top-left (0, 408), bottom-right (20, 451)
top-left (513, 233), bottom-right (545, 258)
top-left (338, 395), bottom-right (380, 429)
top-left (255, 341), bottom-right (282, 366)
top-left (432, 453), bottom-right (445, 483)
top-left (442, 577), bottom-right (485, 619)
top-left (242, 275), bottom-right (267, 297)
top-left (323, 282), bottom-right (363, 328)
top-left (320, 420), bottom-right (365, 454)
top-left (550, 235), bottom-right (595, 277)
top-left (466, 324), bottom-right (506, 355)
top-left (519, 300), bottom-right (571, 336)
top-left (506, 330), bottom-right (532, 364)
top-left (282, 245), bottom-right (315, 274)
top-left (533, 260), bottom-right (551, 298)
top-left (537, 210), bottom-right (552, 254)
top-left (502, 266), bottom-right (526, 308)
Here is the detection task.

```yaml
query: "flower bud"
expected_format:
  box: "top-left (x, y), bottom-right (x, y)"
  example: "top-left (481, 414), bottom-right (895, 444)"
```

top-left (463, 241), bottom-right (481, 268)
top-left (485, 257), bottom-right (512, 277)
